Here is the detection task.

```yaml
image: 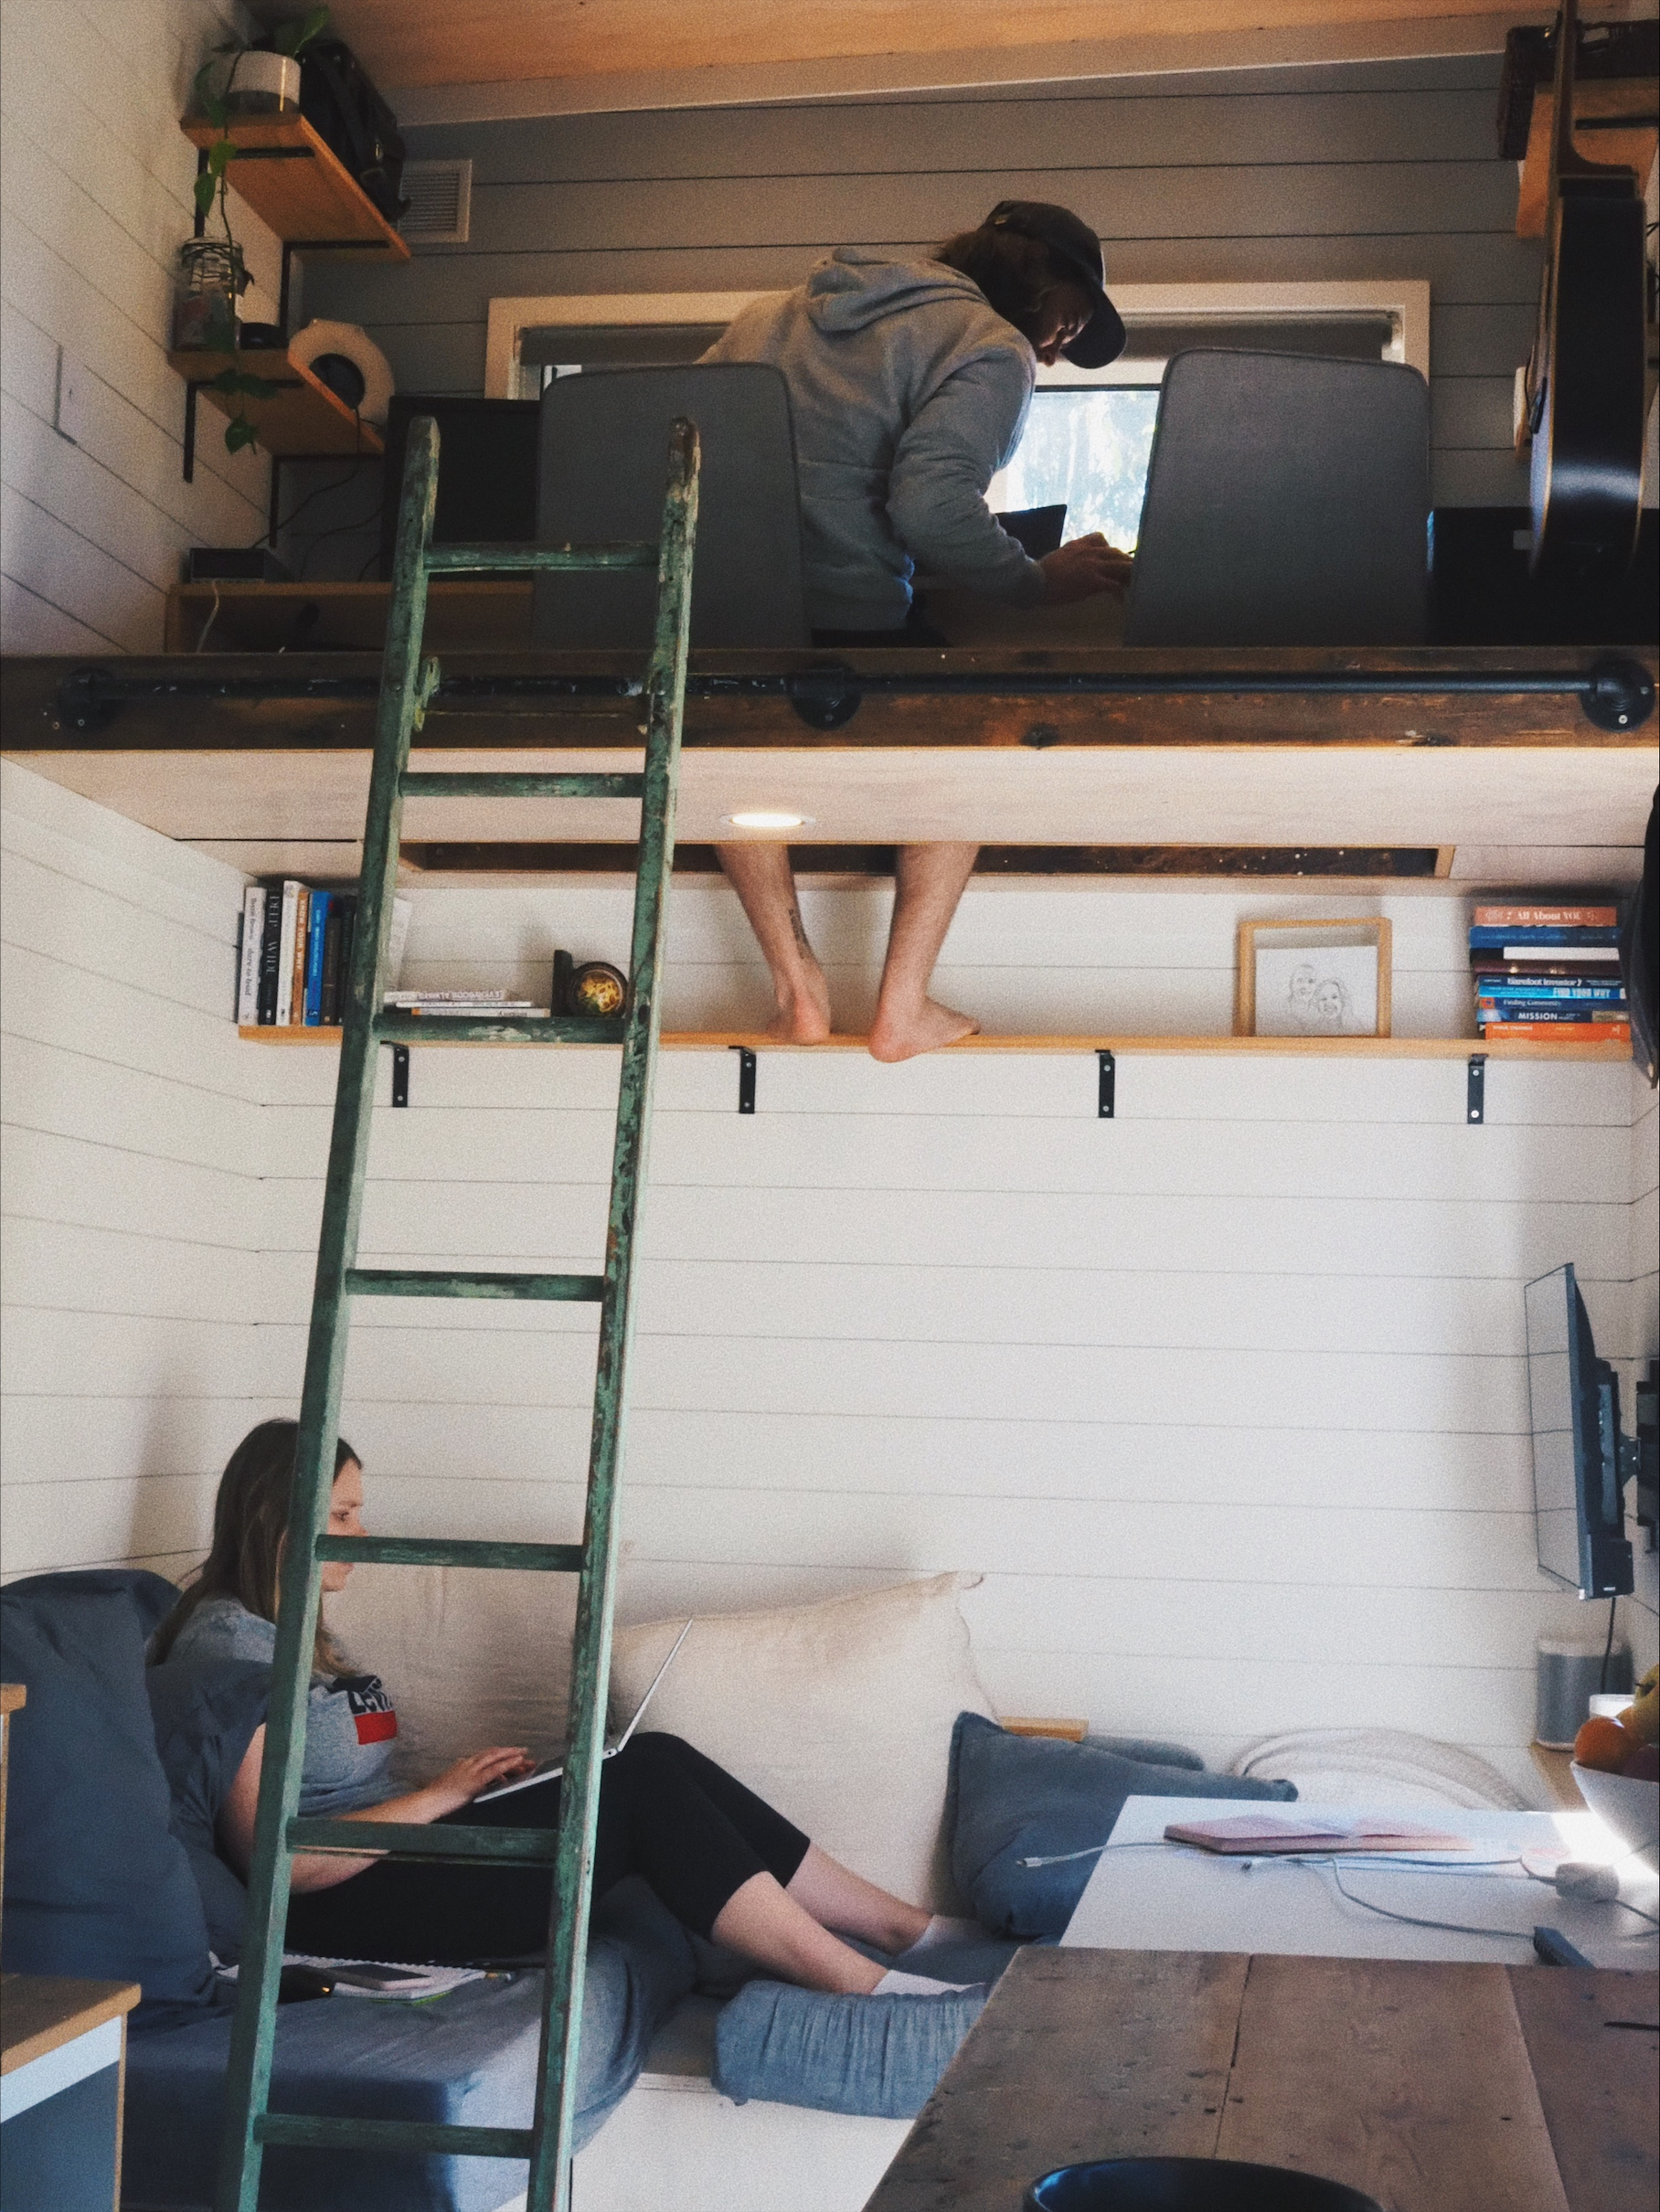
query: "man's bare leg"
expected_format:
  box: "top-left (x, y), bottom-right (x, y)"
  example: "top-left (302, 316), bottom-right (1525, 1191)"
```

top-left (867, 843), bottom-right (980, 1061)
top-left (715, 843), bottom-right (833, 1043)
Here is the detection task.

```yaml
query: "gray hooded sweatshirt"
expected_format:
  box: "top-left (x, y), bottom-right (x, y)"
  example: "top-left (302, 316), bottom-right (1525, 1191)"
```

top-left (703, 248), bottom-right (1048, 633)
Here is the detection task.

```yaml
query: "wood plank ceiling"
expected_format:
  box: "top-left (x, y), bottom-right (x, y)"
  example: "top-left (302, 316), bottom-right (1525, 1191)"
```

top-left (316, 2), bottom-right (1543, 90)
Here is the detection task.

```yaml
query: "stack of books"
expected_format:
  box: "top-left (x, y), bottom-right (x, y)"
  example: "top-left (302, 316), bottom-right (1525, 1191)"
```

top-left (237, 884), bottom-right (412, 1029)
top-left (1469, 903), bottom-right (1629, 1041)
top-left (381, 990), bottom-right (549, 1018)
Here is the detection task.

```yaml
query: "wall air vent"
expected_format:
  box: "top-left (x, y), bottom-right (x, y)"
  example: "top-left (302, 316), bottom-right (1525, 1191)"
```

top-left (399, 160), bottom-right (472, 245)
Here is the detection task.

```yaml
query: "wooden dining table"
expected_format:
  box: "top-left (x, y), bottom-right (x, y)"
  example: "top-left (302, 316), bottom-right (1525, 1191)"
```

top-left (861, 1950), bottom-right (1658, 2212)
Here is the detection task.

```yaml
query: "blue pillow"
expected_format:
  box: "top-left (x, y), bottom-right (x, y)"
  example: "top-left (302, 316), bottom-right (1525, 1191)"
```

top-left (0, 1570), bottom-right (217, 2026)
top-left (714, 1980), bottom-right (986, 2120)
top-left (949, 1712), bottom-right (1297, 1939)
top-left (146, 1655), bottom-right (271, 1960)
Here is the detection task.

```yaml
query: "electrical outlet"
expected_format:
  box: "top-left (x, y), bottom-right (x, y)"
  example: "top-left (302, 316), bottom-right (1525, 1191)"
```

top-left (54, 349), bottom-right (90, 445)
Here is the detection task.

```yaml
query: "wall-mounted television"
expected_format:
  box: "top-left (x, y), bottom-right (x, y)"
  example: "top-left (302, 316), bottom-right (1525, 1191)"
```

top-left (1525, 1261), bottom-right (1641, 1599)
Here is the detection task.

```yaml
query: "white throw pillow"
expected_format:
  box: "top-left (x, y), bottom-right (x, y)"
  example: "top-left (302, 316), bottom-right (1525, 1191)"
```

top-left (327, 1564), bottom-right (579, 1786)
top-left (608, 1574), bottom-right (995, 1911)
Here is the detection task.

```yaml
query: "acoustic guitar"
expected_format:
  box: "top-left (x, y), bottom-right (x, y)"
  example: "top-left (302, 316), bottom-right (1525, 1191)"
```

top-left (1524, 0), bottom-right (1649, 579)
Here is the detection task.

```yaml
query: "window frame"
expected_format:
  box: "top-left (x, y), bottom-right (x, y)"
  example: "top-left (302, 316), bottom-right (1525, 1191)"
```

top-left (484, 279), bottom-right (1430, 399)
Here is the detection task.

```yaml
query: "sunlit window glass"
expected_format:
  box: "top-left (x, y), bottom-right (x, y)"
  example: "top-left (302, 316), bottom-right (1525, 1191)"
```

top-left (991, 388), bottom-right (1162, 549)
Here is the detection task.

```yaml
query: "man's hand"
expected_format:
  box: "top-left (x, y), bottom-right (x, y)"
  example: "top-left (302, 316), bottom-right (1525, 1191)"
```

top-left (1040, 533), bottom-right (1133, 606)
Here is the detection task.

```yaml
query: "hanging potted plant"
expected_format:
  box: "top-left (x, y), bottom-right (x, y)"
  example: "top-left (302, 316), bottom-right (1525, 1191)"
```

top-left (176, 10), bottom-right (331, 453)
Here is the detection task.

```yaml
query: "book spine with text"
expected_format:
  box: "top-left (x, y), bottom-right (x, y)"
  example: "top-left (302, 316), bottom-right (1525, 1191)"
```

top-left (1471, 905), bottom-right (1617, 927)
top-left (289, 887), bottom-right (311, 1028)
top-left (254, 885), bottom-right (283, 1026)
top-left (320, 896), bottom-right (352, 1026)
top-left (1480, 1022), bottom-right (1630, 1041)
top-left (236, 886), bottom-right (263, 1025)
top-left (303, 893), bottom-right (330, 1026)
top-left (273, 881), bottom-right (301, 1027)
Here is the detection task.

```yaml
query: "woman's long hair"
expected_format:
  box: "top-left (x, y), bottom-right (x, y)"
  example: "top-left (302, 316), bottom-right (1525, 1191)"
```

top-left (150, 1420), bottom-right (358, 1674)
top-left (934, 225), bottom-right (1070, 348)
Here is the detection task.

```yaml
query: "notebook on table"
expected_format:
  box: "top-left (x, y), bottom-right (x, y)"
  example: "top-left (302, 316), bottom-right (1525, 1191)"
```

top-left (1164, 1813), bottom-right (1470, 1856)
top-left (474, 1620), bottom-right (693, 1803)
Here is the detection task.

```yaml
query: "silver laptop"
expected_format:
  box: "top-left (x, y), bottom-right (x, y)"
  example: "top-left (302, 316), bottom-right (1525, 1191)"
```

top-left (474, 1620), bottom-right (692, 1803)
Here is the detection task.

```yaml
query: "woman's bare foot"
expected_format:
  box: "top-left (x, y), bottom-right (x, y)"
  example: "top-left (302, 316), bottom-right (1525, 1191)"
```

top-left (867, 998), bottom-right (980, 1062)
top-left (766, 962), bottom-right (833, 1044)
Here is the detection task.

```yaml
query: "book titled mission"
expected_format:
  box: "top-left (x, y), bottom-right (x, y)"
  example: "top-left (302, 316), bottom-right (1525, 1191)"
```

top-left (236, 885), bottom-right (412, 1027)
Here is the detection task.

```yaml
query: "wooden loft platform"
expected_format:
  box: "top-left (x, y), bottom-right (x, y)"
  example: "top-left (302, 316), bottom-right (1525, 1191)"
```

top-left (2, 645), bottom-right (1654, 891)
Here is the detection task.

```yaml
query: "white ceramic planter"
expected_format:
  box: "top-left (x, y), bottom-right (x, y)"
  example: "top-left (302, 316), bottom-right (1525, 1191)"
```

top-left (226, 51), bottom-right (302, 115)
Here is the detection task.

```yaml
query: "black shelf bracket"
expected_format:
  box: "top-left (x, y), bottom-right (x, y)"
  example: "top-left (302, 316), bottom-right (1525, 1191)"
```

top-left (1466, 1053), bottom-right (1487, 1124)
top-left (731, 1045), bottom-right (756, 1114)
top-left (1098, 1049), bottom-right (1116, 1119)
top-left (391, 1042), bottom-right (410, 1108)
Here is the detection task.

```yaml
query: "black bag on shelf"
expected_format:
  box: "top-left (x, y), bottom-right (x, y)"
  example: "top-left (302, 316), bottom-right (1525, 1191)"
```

top-left (293, 35), bottom-right (409, 224)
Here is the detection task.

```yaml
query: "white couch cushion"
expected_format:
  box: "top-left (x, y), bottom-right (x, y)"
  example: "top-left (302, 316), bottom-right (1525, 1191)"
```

top-left (327, 1564), bottom-right (579, 1786)
top-left (608, 1575), bottom-right (995, 1911)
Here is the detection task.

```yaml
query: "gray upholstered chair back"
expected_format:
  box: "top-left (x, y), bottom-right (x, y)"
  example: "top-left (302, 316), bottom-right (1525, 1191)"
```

top-left (1123, 351), bottom-right (1431, 646)
top-left (533, 363), bottom-right (808, 648)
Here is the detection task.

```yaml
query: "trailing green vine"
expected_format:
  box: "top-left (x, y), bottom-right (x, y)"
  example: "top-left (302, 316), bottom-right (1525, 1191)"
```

top-left (188, 10), bottom-right (330, 454)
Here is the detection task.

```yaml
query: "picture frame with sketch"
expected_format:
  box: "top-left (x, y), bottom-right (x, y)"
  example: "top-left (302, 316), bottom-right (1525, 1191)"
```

top-left (1235, 919), bottom-right (1393, 1038)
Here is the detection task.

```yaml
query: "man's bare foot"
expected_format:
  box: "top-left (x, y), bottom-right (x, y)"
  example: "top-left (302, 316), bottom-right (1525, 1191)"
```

top-left (867, 999), bottom-right (979, 1062)
top-left (766, 964), bottom-right (833, 1044)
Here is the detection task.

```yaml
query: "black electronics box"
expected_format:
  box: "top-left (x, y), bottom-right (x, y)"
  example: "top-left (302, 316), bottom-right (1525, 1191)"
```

top-left (378, 396), bottom-right (541, 579)
top-left (187, 548), bottom-right (293, 583)
top-left (1429, 509), bottom-right (1659, 645)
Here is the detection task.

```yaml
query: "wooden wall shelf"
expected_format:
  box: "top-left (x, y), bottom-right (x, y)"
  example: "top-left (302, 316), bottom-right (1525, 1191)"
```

top-left (166, 350), bottom-right (384, 460)
top-left (235, 1028), bottom-right (1632, 1060)
top-left (180, 114), bottom-right (410, 257)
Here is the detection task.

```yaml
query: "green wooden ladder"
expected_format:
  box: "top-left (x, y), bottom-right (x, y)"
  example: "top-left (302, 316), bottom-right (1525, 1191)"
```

top-left (215, 412), bottom-right (700, 2212)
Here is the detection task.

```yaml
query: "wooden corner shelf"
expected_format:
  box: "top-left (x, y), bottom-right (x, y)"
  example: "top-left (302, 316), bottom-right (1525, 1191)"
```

top-left (180, 113), bottom-right (410, 257)
top-left (235, 1027), bottom-right (1632, 1060)
top-left (166, 348), bottom-right (384, 459)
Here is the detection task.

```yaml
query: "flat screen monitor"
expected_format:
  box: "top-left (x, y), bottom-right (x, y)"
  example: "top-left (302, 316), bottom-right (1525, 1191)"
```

top-left (1524, 1261), bottom-right (1633, 1598)
top-left (377, 397), bottom-right (540, 580)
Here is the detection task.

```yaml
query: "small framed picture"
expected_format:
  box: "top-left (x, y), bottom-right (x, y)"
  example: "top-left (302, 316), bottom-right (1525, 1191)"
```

top-left (1236, 919), bottom-right (1393, 1038)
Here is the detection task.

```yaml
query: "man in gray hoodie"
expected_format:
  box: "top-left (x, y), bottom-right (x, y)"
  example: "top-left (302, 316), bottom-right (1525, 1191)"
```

top-left (704, 201), bottom-right (1130, 1058)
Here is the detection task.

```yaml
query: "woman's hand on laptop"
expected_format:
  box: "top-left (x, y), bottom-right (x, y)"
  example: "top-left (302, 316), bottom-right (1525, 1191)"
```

top-left (1040, 534), bottom-right (1133, 604)
top-left (418, 1746), bottom-right (535, 1817)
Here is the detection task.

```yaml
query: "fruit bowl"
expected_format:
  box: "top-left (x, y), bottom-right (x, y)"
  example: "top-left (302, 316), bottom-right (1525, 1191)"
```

top-left (1571, 1762), bottom-right (1660, 1857)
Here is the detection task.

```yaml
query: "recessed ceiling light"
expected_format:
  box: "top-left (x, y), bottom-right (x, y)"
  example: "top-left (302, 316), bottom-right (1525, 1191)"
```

top-left (724, 811), bottom-right (813, 830)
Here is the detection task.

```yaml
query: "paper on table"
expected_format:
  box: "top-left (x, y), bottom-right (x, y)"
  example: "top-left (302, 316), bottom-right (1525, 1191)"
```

top-left (1164, 1813), bottom-right (1471, 1856)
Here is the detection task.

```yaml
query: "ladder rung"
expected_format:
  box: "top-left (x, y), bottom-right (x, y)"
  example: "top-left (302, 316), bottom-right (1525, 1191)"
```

top-left (289, 1820), bottom-right (560, 1864)
top-left (423, 541), bottom-right (655, 574)
top-left (375, 1013), bottom-right (625, 1045)
top-left (401, 771), bottom-right (644, 799)
top-left (257, 2115), bottom-right (532, 2160)
top-left (346, 1268), bottom-right (604, 1302)
top-left (316, 1536), bottom-right (585, 1572)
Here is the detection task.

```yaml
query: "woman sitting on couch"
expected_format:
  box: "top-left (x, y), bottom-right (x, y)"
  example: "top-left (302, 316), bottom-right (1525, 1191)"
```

top-left (152, 1420), bottom-right (970, 1995)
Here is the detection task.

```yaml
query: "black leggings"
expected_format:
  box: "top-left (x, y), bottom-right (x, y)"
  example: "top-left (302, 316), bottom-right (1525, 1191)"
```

top-left (284, 1731), bottom-right (810, 1964)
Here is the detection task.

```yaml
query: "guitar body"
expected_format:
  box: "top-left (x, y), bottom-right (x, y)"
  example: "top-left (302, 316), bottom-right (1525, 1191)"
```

top-left (1529, 178), bottom-right (1648, 578)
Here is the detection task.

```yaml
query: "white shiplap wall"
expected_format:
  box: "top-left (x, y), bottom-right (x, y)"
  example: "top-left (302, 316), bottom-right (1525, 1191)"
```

top-left (0, 0), bottom-right (280, 653)
top-left (4, 785), bottom-right (1650, 1785)
top-left (245, 880), bottom-right (1644, 1792)
top-left (0, 760), bottom-right (263, 1580)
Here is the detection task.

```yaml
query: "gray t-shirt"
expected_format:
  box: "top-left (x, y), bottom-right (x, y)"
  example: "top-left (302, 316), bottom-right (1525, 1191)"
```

top-left (167, 1597), bottom-right (399, 1817)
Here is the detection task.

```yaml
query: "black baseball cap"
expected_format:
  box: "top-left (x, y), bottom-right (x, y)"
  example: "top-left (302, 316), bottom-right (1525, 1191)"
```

top-left (984, 199), bottom-right (1126, 369)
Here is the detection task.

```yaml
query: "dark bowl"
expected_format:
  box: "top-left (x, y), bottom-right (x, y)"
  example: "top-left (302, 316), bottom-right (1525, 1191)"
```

top-left (1027, 2159), bottom-right (1385, 2212)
